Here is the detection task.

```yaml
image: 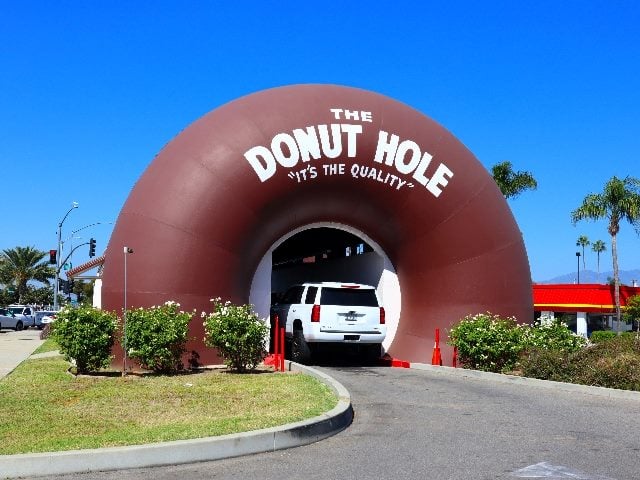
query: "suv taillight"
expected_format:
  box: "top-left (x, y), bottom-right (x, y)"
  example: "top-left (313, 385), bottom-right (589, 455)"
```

top-left (311, 304), bottom-right (321, 322)
top-left (380, 307), bottom-right (386, 325)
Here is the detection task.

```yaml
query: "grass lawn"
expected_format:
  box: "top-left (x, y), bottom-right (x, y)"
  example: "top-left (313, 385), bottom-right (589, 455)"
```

top-left (0, 343), bottom-right (337, 455)
top-left (32, 333), bottom-right (58, 354)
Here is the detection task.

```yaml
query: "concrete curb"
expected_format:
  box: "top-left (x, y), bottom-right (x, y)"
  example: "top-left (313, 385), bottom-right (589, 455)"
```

top-left (0, 361), bottom-right (353, 479)
top-left (409, 363), bottom-right (640, 401)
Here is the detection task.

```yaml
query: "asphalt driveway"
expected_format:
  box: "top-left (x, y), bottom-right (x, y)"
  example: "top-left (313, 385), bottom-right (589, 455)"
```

top-left (34, 364), bottom-right (640, 480)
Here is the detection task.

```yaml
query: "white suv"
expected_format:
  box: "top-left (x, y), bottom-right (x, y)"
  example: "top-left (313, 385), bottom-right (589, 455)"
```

top-left (271, 282), bottom-right (386, 363)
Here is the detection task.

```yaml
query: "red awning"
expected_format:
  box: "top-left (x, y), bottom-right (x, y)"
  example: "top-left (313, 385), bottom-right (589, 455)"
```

top-left (66, 255), bottom-right (105, 279)
top-left (533, 283), bottom-right (640, 313)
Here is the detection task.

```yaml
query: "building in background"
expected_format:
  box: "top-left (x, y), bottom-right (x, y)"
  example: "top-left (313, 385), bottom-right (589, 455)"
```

top-left (533, 283), bottom-right (640, 337)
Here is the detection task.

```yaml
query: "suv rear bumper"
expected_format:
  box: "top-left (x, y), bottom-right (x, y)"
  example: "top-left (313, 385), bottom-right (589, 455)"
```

top-left (304, 331), bottom-right (385, 343)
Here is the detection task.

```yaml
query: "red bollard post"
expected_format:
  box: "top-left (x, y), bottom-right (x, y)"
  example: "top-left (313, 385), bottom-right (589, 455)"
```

top-left (453, 346), bottom-right (458, 368)
top-left (273, 314), bottom-right (280, 371)
top-left (431, 328), bottom-right (442, 366)
top-left (280, 325), bottom-right (285, 372)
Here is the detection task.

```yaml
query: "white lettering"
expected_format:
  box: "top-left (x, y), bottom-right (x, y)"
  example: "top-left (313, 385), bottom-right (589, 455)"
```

top-left (330, 108), bottom-right (373, 122)
top-left (412, 151), bottom-right (433, 186)
top-left (244, 146), bottom-right (276, 182)
top-left (323, 163), bottom-right (344, 175)
top-left (373, 130), bottom-right (399, 166)
top-left (341, 124), bottom-right (363, 157)
top-left (245, 123), bottom-right (454, 197)
top-left (329, 108), bottom-right (343, 120)
top-left (318, 124), bottom-right (343, 158)
top-left (271, 133), bottom-right (299, 168)
top-left (394, 140), bottom-right (422, 175)
top-left (344, 109), bottom-right (359, 120)
top-left (293, 127), bottom-right (322, 162)
top-left (426, 164), bottom-right (454, 197)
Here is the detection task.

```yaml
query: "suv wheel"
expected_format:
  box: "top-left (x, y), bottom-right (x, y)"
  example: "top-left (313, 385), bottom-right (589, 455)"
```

top-left (15, 321), bottom-right (23, 331)
top-left (291, 329), bottom-right (312, 364)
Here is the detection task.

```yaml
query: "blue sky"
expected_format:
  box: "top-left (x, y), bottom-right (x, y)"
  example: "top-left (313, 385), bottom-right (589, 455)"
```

top-left (1, 1), bottom-right (638, 282)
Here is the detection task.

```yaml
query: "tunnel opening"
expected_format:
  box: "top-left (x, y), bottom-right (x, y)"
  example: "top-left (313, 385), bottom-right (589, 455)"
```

top-left (249, 223), bottom-right (401, 353)
top-left (271, 227), bottom-right (377, 300)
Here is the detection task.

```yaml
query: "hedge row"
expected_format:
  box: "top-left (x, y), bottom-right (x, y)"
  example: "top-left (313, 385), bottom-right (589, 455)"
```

top-left (51, 300), bottom-right (267, 374)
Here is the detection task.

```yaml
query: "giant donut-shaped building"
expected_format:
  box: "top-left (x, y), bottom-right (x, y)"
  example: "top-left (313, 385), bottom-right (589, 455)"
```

top-left (101, 84), bottom-right (532, 365)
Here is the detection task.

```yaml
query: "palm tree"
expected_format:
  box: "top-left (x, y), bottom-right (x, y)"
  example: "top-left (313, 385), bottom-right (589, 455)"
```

top-left (576, 235), bottom-right (590, 270)
top-left (591, 240), bottom-right (607, 282)
top-left (491, 161), bottom-right (538, 199)
top-left (571, 176), bottom-right (640, 332)
top-left (0, 246), bottom-right (54, 304)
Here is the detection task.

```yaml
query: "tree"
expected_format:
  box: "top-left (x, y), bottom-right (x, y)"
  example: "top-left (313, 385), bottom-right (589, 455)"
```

top-left (72, 279), bottom-right (94, 305)
top-left (622, 295), bottom-right (640, 334)
top-left (491, 161), bottom-right (538, 199)
top-left (0, 246), bottom-right (54, 304)
top-left (571, 176), bottom-right (640, 332)
top-left (576, 235), bottom-right (590, 270)
top-left (591, 240), bottom-right (607, 281)
top-left (20, 285), bottom-right (54, 306)
top-left (0, 287), bottom-right (16, 306)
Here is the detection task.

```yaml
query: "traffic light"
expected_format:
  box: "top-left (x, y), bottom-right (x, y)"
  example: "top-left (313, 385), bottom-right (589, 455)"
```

top-left (89, 238), bottom-right (96, 257)
top-left (49, 249), bottom-right (57, 264)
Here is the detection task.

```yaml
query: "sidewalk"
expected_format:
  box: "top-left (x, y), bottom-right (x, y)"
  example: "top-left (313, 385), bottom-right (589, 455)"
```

top-left (0, 328), bottom-right (46, 379)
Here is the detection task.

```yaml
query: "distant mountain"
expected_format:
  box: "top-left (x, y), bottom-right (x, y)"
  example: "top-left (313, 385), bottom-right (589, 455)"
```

top-left (537, 269), bottom-right (640, 286)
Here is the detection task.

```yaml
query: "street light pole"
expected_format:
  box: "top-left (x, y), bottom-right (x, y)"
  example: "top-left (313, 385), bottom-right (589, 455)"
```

top-left (61, 221), bottom-right (113, 278)
top-left (123, 246), bottom-right (134, 376)
top-left (54, 202), bottom-right (78, 310)
top-left (576, 251), bottom-right (581, 284)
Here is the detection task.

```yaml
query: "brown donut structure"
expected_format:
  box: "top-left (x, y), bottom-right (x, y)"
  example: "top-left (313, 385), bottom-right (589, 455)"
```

top-left (101, 84), bottom-right (532, 366)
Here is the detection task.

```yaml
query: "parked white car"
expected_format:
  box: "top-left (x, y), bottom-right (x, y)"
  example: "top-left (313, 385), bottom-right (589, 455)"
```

top-left (7, 305), bottom-right (36, 329)
top-left (271, 282), bottom-right (386, 363)
top-left (35, 310), bottom-right (57, 328)
top-left (41, 314), bottom-right (57, 325)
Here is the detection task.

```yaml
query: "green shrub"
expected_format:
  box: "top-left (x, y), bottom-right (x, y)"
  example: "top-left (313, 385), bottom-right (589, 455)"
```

top-left (448, 313), bottom-right (527, 373)
top-left (51, 305), bottom-right (118, 374)
top-left (521, 335), bottom-right (640, 390)
top-left (589, 330), bottom-right (617, 342)
top-left (125, 301), bottom-right (193, 373)
top-left (524, 318), bottom-right (587, 353)
top-left (519, 348), bottom-right (576, 383)
top-left (451, 313), bottom-right (640, 390)
top-left (203, 299), bottom-right (268, 373)
top-left (449, 314), bottom-right (585, 374)
top-left (590, 331), bottom-right (637, 343)
top-left (570, 335), bottom-right (640, 390)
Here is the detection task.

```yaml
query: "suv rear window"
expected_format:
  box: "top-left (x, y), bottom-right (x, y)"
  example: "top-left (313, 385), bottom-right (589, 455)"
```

top-left (304, 287), bottom-right (318, 304)
top-left (282, 286), bottom-right (305, 304)
top-left (320, 288), bottom-right (378, 307)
